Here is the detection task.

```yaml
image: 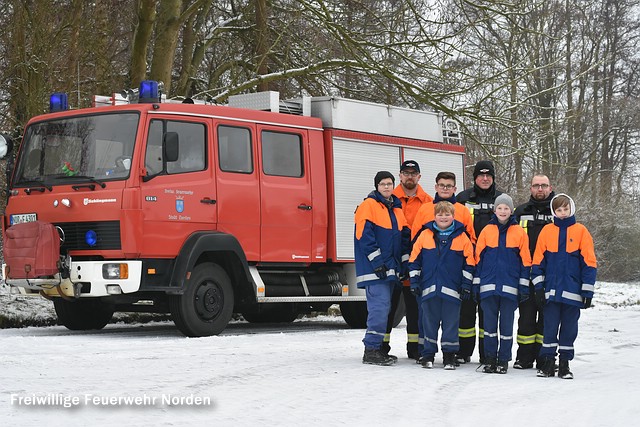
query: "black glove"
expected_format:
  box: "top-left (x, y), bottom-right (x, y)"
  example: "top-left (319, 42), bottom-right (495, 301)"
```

top-left (460, 286), bottom-right (472, 301)
top-left (374, 265), bottom-right (387, 280)
top-left (519, 289), bottom-right (529, 304)
top-left (535, 288), bottom-right (546, 309)
top-left (583, 297), bottom-right (592, 309)
top-left (410, 286), bottom-right (421, 297)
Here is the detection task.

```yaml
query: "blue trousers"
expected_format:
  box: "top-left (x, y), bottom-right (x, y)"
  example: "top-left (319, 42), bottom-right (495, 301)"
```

top-left (421, 296), bottom-right (460, 358)
top-left (480, 295), bottom-right (518, 362)
top-left (539, 301), bottom-right (581, 361)
top-left (363, 281), bottom-right (395, 349)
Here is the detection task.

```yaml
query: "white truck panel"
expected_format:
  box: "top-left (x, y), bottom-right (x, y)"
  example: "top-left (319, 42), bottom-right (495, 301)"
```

top-left (310, 97), bottom-right (443, 142)
top-left (332, 140), bottom-right (465, 261)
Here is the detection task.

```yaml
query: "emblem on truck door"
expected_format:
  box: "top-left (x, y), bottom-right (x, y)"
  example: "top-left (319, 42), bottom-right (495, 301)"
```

top-left (176, 198), bottom-right (184, 213)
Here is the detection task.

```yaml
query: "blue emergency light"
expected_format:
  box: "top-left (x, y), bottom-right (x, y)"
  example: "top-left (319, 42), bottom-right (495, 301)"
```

top-left (139, 80), bottom-right (160, 103)
top-left (49, 93), bottom-right (68, 112)
top-left (85, 230), bottom-right (98, 247)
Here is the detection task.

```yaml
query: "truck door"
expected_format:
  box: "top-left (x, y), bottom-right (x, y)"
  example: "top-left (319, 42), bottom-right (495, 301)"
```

top-left (257, 127), bottom-right (312, 262)
top-left (140, 118), bottom-right (215, 257)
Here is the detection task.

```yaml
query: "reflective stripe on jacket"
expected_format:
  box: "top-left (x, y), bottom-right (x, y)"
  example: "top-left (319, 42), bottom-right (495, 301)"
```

top-left (354, 191), bottom-right (410, 287)
top-left (531, 216), bottom-right (597, 307)
top-left (408, 220), bottom-right (475, 303)
top-left (474, 215), bottom-right (532, 302)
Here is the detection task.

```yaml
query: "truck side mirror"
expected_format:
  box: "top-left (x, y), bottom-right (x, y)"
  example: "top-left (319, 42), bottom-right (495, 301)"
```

top-left (164, 132), bottom-right (179, 163)
top-left (0, 134), bottom-right (13, 159)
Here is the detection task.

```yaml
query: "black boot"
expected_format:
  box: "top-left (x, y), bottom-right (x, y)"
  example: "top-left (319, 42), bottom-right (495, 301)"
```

top-left (496, 360), bottom-right (509, 374)
top-left (380, 342), bottom-right (398, 362)
top-left (443, 352), bottom-right (456, 370)
top-left (363, 348), bottom-right (396, 366)
top-left (482, 357), bottom-right (497, 373)
top-left (536, 358), bottom-right (555, 377)
top-left (558, 359), bottom-right (573, 379)
top-left (407, 342), bottom-right (420, 360)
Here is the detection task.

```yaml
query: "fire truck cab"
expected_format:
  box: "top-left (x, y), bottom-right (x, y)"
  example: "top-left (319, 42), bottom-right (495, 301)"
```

top-left (1, 82), bottom-right (465, 336)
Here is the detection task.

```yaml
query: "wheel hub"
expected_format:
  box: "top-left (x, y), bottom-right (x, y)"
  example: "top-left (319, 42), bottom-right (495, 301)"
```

top-left (195, 281), bottom-right (222, 321)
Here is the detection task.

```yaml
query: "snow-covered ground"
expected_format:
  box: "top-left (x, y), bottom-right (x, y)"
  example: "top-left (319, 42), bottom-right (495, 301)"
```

top-left (1, 281), bottom-right (639, 426)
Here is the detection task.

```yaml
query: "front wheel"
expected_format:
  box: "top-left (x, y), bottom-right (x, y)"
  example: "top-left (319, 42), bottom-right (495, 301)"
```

top-left (53, 298), bottom-right (114, 330)
top-left (170, 262), bottom-right (234, 337)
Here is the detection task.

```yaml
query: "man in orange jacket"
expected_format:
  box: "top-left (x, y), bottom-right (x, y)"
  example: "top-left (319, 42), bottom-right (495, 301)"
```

top-left (382, 160), bottom-right (432, 360)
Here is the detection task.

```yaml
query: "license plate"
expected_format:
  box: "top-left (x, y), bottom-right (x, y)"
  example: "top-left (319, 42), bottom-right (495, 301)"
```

top-left (10, 213), bottom-right (37, 225)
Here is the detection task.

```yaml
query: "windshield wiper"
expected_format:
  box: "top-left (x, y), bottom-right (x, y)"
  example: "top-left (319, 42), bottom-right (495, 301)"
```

top-left (62, 175), bottom-right (106, 189)
top-left (18, 179), bottom-right (53, 193)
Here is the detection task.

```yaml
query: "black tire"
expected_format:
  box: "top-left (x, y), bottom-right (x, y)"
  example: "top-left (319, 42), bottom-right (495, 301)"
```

top-left (340, 297), bottom-right (405, 329)
top-left (242, 303), bottom-right (299, 323)
top-left (53, 298), bottom-right (114, 330)
top-left (170, 262), bottom-right (234, 337)
top-left (339, 301), bottom-right (367, 328)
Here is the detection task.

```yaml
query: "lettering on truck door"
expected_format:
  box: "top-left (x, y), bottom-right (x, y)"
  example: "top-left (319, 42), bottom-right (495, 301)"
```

top-left (140, 118), bottom-right (216, 257)
top-left (258, 127), bottom-right (312, 262)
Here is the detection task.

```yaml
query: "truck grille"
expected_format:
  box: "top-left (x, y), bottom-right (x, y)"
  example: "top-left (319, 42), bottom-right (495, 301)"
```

top-left (54, 221), bottom-right (121, 252)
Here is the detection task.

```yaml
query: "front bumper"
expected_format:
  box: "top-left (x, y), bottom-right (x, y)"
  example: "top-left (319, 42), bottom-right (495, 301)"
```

top-left (2, 260), bottom-right (142, 297)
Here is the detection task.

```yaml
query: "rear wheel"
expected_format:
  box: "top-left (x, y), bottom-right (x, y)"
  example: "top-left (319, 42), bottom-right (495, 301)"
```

top-left (170, 262), bottom-right (234, 337)
top-left (53, 298), bottom-right (114, 330)
top-left (340, 296), bottom-right (405, 329)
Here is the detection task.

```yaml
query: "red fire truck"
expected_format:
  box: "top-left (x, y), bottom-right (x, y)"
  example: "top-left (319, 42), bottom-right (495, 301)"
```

top-left (1, 82), bottom-right (465, 336)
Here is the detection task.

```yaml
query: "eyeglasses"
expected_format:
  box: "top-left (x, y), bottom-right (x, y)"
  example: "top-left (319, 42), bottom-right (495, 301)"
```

top-left (531, 184), bottom-right (550, 189)
top-left (437, 184), bottom-right (455, 190)
top-left (401, 171), bottom-right (419, 177)
top-left (378, 182), bottom-right (394, 187)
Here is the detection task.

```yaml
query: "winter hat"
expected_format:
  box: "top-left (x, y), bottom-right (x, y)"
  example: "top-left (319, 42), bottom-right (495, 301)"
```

top-left (374, 171), bottom-right (395, 188)
top-left (494, 193), bottom-right (514, 212)
top-left (400, 160), bottom-right (420, 173)
top-left (473, 160), bottom-right (495, 179)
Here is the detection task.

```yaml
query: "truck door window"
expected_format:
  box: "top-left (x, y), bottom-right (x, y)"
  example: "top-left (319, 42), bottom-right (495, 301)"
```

top-left (261, 131), bottom-right (303, 177)
top-left (145, 119), bottom-right (206, 175)
top-left (218, 125), bottom-right (252, 173)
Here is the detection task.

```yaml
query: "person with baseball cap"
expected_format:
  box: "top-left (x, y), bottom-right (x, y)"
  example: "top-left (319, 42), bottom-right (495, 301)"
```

top-left (381, 160), bottom-right (433, 361)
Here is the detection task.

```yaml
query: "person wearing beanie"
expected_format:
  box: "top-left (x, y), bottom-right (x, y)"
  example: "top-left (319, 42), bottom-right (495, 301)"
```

top-left (354, 171), bottom-right (410, 366)
top-left (473, 193), bottom-right (531, 373)
top-left (455, 160), bottom-right (503, 365)
top-left (513, 174), bottom-right (555, 370)
top-left (532, 194), bottom-right (597, 379)
top-left (383, 160), bottom-right (433, 361)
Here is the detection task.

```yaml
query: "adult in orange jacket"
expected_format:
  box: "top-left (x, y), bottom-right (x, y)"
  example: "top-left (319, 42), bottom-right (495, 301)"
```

top-left (383, 160), bottom-right (432, 360)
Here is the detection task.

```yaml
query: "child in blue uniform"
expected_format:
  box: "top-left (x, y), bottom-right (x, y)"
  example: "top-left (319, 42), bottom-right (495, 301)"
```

top-left (532, 194), bottom-right (597, 379)
top-left (409, 201), bottom-right (475, 369)
top-left (474, 194), bottom-right (531, 374)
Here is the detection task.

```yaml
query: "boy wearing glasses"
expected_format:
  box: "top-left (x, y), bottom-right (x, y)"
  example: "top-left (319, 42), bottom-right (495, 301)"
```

top-left (513, 174), bottom-right (555, 370)
top-left (411, 171), bottom-right (476, 243)
top-left (383, 160), bottom-right (433, 361)
top-left (354, 171), bottom-right (410, 365)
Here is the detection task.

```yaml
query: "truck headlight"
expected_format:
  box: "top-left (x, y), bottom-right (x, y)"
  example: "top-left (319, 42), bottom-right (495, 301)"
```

top-left (102, 263), bottom-right (129, 279)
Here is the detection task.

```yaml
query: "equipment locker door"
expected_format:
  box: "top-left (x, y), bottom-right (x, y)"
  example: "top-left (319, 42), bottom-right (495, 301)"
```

top-left (257, 126), bottom-right (312, 262)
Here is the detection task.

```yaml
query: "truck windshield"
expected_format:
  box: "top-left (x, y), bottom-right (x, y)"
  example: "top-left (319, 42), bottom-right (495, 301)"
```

top-left (13, 113), bottom-right (139, 187)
